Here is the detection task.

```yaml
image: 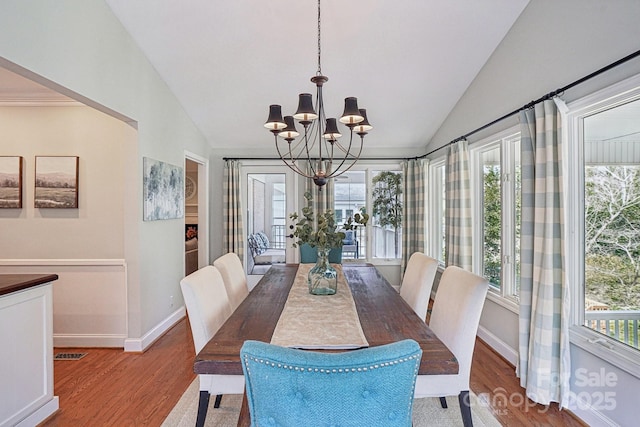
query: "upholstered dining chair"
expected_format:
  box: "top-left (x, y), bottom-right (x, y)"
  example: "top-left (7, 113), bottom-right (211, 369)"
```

top-left (399, 252), bottom-right (439, 321)
top-left (241, 339), bottom-right (422, 427)
top-left (413, 265), bottom-right (489, 427)
top-left (213, 252), bottom-right (249, 311)
top-left (180, 266), bottom-right (245, 427)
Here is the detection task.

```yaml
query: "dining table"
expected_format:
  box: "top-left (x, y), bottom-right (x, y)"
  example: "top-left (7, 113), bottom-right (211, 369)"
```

top-left (193, 263), bottom-right (458, 427)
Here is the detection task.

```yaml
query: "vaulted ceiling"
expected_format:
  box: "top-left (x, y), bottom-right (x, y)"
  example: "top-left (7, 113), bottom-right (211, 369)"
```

top-left (103, 0), bottom-right (529, 153)
top-left (1, 1), bottom-right (530, 155)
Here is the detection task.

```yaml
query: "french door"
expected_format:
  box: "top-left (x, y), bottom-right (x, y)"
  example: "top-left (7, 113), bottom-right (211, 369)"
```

top-left (241, 164), bottom-right (298, 279)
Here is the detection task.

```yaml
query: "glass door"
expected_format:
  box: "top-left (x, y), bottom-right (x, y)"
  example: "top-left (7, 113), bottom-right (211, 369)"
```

top-left (242, 165), bottom-right (297, 280)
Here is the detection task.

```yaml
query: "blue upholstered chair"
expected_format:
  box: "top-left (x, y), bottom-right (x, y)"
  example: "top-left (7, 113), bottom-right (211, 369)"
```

top-left (241, 339), bottom-right (422, 427)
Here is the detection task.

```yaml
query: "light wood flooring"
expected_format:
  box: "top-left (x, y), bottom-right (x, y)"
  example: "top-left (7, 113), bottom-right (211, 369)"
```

top-left (41, 317), bottom-right (586, 426)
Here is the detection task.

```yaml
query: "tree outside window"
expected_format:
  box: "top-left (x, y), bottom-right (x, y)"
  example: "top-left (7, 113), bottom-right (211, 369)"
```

top-left (372, 171), bottom-right (403, 258)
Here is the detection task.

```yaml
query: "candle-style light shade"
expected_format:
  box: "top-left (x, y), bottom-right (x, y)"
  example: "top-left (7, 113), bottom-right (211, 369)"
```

top-left (322, 118), bottom-right (342, 140)
top-left (264, 105), bottom-right (287, 131)
top-left (339, 97), bottom-right (364, 124)
top-left (278, 116), bottom-right (300, 140)
top-left (352, 108), bottom-right (373, 133)
top-left (293, 93), bottom-right (318, 122)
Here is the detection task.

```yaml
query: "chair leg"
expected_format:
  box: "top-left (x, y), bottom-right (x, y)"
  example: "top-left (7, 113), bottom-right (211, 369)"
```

top-left (214, 394), bottom-right (223, 408)
top-left (458, 390), bottom-right (473, 427)
top-left (439, 396), bottom-right (448, 408)
top-left (196, 391), bottom-right (210, 427)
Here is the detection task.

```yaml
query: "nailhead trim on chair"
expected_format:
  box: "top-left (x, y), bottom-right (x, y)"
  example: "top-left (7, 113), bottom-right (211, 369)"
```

top-left (243, 354), bottom-right (420, 373)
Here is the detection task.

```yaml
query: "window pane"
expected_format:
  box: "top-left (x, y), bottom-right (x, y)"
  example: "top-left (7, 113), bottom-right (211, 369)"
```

top-left (481, 146), bottom-right (502, 288)
top-left (583, 98), bottom-right (640, 350)
top-left (514, 141), bottom-right (522, 298)
top-left (371, 170), bottom-right (403, 259)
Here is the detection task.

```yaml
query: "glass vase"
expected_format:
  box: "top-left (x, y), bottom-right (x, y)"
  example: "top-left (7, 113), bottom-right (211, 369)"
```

top-left (308, 247), bottom-right (337, 295)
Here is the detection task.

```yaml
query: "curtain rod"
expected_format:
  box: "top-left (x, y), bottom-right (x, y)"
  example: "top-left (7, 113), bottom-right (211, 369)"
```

top-left (415, 47), bottom-right (640, 160)
top-left (222, 156), bottom-right (409, 161)
top-left (225, 48), bottom-right (640, 164)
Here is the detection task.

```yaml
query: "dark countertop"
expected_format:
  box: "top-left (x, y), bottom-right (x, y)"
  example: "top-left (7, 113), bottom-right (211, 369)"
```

top-left (0, 274), bottom-right (59, 297)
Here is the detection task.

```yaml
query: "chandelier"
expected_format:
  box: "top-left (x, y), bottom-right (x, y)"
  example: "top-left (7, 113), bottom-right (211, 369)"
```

top-left (264, 0), bottom-right (372, 188)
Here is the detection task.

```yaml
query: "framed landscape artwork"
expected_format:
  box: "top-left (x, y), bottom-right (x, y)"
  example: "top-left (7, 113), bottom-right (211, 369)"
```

top-left (143, 157), bottom-right (184, 221)
top-left (0, 156), bottom-right (23, 208)
top-left (35, 156), bottom-right (79, 208)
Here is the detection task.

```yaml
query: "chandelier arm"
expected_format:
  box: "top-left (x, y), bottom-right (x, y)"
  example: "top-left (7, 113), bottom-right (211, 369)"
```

top-left (316, 85), bottom-right (325, 172)
top-left (303, 126), bottom-right (319, 177)
top-left (275, 136), bottom-right (314, 178)
top-left (326, 129), bottom-right (355, 177)
top-left (328, 136), bottom-right (365, 178)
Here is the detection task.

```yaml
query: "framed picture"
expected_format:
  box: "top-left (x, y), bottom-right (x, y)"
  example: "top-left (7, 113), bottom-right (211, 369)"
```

top-left (35, 156), bottom-right (79, 208)
top-left (0, 156), bottom-right (23, 208)
top-left (143, 157), bottom-right (184, 221)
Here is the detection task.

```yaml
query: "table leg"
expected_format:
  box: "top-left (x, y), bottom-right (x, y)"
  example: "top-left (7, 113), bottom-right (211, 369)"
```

top-left (237, 391), bottom-right (251, 427)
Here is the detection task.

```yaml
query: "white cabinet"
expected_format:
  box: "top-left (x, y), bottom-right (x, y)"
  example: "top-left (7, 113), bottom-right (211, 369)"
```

top-left (0, 277), bottom-right (58, 427)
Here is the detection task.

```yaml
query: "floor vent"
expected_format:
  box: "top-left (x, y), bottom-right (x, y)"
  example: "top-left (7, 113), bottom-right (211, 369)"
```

top-left (54, 352), bottom-right (87, 361)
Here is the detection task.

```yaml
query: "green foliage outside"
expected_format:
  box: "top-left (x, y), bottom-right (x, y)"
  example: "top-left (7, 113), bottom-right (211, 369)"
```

top-left (585, 166), bottom-right (640, 310)
top-left (372, 171), bottom-right (402, 258)
top-left (483, 166), bottom-right (502, 287)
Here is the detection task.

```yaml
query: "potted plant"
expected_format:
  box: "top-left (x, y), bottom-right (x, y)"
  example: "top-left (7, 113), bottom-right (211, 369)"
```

top-left (289, 192), bottom-right (368, 294)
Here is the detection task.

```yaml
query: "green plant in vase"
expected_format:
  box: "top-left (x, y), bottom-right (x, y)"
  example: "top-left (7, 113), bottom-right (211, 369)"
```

top-left (289, 192), bottom-right (367, 295)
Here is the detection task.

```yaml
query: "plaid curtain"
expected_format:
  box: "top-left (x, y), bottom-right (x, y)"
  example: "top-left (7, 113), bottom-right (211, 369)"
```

top-left (401, 158), bottom-right (428, 273)
top-left (445, 139), bottom-right (472, 270)
top-left (223, 160), bottom-right (244, 262)
top-left (517, 99), bottom-right (571, 408)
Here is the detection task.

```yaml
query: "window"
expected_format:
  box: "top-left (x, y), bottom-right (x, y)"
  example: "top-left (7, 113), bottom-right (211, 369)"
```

top-left (471, 129), bottom-right (521, 306)
top-left (371, 169), bottom-right (403, 259)
top-left (567, 74), bottom-right (640, 376)
top-left (333, 164), bottom-right (403, 262)
top-left (428, 159), bottom-right (446, 264)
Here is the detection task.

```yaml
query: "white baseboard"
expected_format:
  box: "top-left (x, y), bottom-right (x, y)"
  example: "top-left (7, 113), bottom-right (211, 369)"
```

top-left (54, 334), bottom-right (127, 348)
top-left (16, 396), bottom-right (59, 427)
top-left (124, 306), bottom-right (186, 352)
top-left (567, 398), bottom-right (619, 427)
top-left (477, 324), bottom-right (518, 366)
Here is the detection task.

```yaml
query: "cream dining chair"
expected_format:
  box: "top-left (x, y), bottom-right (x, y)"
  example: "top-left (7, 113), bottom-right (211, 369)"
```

top-left (399, 252), bottom-right (439, 321)
top-left (180, 266), bottom-right (245, 427)
top-left (413, 265), bottom-right (489, 427)
top-left (213, 252), bottom-right (249, 311)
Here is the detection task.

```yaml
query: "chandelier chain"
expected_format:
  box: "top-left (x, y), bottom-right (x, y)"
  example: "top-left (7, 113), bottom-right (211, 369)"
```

top-left (317, 0), bottom-right (322, 76)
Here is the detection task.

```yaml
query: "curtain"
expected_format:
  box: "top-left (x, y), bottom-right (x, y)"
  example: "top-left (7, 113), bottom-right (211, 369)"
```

top-left (223, 159), bottom-right (245, 262)
top-left (401, 158), bottom-right (428, 273)
top-left (517, 99), bottom-right (571, 408)
top-left (445, 139), bottom-right (472, 270)
top-left (305, 162), bottom-right (335, 214)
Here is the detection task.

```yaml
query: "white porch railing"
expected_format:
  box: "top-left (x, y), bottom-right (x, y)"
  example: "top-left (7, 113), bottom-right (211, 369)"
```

top-left (585, 310), bottom-right (640, 349)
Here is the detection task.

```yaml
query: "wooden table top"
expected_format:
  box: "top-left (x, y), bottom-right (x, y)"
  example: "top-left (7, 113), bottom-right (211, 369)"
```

top-left (0, 274), bottom-right (59, 297)
top-left (193, 263), bottom-right (458, 426)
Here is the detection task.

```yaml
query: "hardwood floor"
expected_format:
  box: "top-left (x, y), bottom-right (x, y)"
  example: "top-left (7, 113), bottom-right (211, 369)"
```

top-left (41, 318), bottom-right (586, 426)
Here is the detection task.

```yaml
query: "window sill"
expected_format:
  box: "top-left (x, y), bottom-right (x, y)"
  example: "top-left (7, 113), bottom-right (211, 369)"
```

top-left (570, 325), bottom-right (640, 380)
top-left (486, 291), bottom-right (519, 314)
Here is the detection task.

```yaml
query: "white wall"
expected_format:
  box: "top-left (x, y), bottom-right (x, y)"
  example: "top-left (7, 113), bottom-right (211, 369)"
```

top-left (0, 0), bottom-right (212, 346)
top-left (429, 1), bottom-right (640, 425)
top-left (0, 106), bottom-right (127, 258)
top-left (0, 106), bottom-right (131, 346)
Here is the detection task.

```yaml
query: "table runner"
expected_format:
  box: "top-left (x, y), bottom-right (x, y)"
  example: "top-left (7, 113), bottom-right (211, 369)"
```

top-left (270, 263), bottom-right (369, 349)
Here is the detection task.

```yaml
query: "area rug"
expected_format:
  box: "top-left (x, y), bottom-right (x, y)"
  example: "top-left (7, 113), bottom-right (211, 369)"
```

top-left (162, 378), bottom-right (502, 426)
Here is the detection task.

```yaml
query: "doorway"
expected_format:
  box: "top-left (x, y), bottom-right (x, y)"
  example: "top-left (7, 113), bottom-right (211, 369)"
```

top-left (242, 165), bottom-right (297, 284)
top-left (184, 152), bottom-right (209, 276)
